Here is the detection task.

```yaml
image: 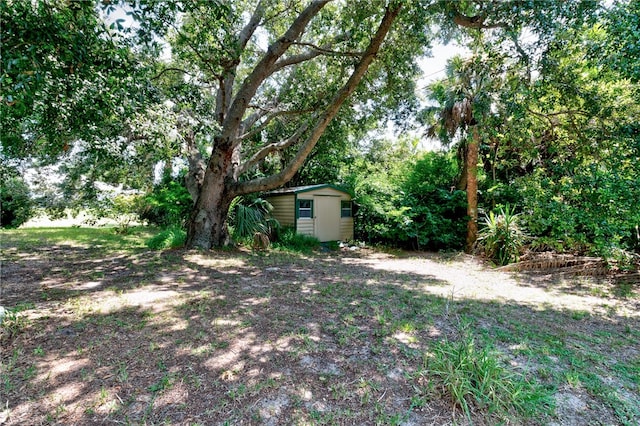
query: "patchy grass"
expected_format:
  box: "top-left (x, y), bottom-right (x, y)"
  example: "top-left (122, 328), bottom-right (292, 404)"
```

top-left (0, 227), bottom-right (638, 425)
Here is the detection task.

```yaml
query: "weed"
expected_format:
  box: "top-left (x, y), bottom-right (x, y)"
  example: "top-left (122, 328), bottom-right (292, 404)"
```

top-left (22, 365), bottom-right (37, 380)
top-left (571, 310), bottom-right (590, 321)
top-left (329, 382), bottom-right (349, 401)
top-left (226, 383), bottom-right (247, 401)
top-left (146, 226), bottom-right (186, 250)
top-left (613, 281), bottom-right (635, 298)
top-left (0, 303), bottom-right (34, 339)
top-left (148, 373), bottom-right (173, 393)
top-left (116, 362), bottom-right (129, 383)
top-left (272, 228), bottom-right (320, 253)
top-left (423, 324), bottom-right (552, 421)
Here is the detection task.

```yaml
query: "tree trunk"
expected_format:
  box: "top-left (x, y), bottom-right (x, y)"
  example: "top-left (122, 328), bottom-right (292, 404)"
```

top-left (465, 126), bottom-right (480, 253)
top-left (456, 143), bottom-right (468, 190)
top-left (185, 146), bottom-right (235, 249)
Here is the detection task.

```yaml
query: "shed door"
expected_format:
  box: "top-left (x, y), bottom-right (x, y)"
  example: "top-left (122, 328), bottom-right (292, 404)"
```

top-left (314, 195), bottom-right (341, 242)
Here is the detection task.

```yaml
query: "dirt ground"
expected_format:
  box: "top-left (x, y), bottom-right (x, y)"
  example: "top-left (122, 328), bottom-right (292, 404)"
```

top-left (1, 236), bottom-right (638, 425)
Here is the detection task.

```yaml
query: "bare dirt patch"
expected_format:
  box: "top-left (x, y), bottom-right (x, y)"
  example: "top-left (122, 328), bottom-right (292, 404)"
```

top-left (1, 234), bottom-right (638, 425)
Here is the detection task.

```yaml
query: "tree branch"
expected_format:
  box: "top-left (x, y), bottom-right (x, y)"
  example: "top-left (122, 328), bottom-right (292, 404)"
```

top-left (219, 1), bottom-right (331, 149)
top-left (236, 120), bottom-right (312, 177)
top-left (272, 33), bottom-right (355, 72)
top-left (528, 108), bottom-right (590, 122)
top-left (240, 107), bottom-right (315, 140)
top-left (452, 10), bottom-right (506, 30)
top-left (151, 67), bottom-right (192, 80)
top-left (234, 4), bottom-right (402, 196)
top-left (292, 41), bottom-right (361, 57)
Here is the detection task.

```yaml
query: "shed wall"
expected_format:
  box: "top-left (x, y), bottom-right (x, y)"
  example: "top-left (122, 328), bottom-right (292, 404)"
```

top-left (266, 195), bottom-right (295, 228)
top-left (340, 217), bottom-right (354, 241)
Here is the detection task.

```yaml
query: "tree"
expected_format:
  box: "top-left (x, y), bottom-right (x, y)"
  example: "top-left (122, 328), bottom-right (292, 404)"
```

top-left (423, 54), bottom-right (497, 252)
top-left (134, 1), bottom-right (420, 249)
top-left (502, 20), bottom-right (640, 255)
top-left (0, 174), bottom-right (34, 228)
top-left (443, 0), bottom-right (640, 256)
top-left (419, 0), bottom-right (601, 252)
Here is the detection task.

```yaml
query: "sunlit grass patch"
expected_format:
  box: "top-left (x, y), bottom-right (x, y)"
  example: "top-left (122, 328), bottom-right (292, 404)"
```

top-left (0, 226), bottom-right (156, 252)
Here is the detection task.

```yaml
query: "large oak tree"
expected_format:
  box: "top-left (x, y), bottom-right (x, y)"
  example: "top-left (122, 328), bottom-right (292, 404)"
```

top-left (178, 1), bottom-right (405, 248)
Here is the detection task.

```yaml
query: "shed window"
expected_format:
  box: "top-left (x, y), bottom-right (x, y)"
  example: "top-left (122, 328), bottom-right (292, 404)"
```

top-left (297, 199), bottom-right (313, 218)
top-left (341, 200), bottom-right (352, 218)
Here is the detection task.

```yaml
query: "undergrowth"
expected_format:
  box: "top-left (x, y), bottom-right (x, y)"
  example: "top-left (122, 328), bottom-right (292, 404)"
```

top-left (271, 228), bottom-right (320, 253)
top-left (146, 226), bottom-right (186, 250)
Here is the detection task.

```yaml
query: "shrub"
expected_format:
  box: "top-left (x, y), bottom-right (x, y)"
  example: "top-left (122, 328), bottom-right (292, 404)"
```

top-left (352, 150), bottom-right (467, 251)
top-left (477, 205), bottom-right (525, 265)
top-left (0, 177), bottom-right (34, 228)
top-left (138, 180), bottom-right (192, 227)
top-left (146, 226), bottom-right (186, 250)
top-left (514, 166), bottom-right (640, 256)
top-left (229, 197), bottom-right (279, 241)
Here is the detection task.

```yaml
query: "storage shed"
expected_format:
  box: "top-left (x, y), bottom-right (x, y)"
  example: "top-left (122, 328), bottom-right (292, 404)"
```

top-left (264, 184), bottom-right (354, 242)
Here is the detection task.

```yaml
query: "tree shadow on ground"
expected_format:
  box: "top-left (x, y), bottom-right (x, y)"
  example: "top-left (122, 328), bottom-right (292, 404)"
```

top-left (1, 245), bottom-right (639, 425)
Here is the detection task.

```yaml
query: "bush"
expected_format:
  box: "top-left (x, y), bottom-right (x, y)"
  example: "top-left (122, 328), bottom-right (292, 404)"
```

top-left (146, 226), bottom-right (186, 250)
top-left (229, 197), bottom-right (279, 241)
top-left (138, 180), bottom-right (192, 227)
top-left (0, 177), bottom-right (34, 228)
top-left (477, 205), bottom-right (526, 265)
top-left (352, 150), bottom-right (467, 251)
top-left (514, 165), bottom-right (640, 256)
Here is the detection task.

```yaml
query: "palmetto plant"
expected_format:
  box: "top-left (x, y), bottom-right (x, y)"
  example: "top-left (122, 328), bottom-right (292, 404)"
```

top-left (230, 197), bottom-right (279, 241)
top-left (477, 204), bottom-right (525, 266)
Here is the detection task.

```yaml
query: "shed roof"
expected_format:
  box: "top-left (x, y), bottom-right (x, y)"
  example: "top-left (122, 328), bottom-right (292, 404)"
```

top-left (263, 184), bottom-right (352, 197)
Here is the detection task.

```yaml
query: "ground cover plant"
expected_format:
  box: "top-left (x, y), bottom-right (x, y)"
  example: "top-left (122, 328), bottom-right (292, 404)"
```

top-left (1, 227), bottom-right (638, 425)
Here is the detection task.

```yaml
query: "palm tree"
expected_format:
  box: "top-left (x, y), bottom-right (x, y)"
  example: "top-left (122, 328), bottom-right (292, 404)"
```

top-left (423, 55), bottom-right (491, 252)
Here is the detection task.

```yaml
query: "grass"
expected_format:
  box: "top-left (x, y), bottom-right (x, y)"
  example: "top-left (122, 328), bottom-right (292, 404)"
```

top-left (423, 321), bottom-right (554, 421)
top-left (1, 227), bottom-right (638, 425)
top-left (0, 226), bottom-right (156, 252)
top-left (271, 227), bottom-right (321, 253)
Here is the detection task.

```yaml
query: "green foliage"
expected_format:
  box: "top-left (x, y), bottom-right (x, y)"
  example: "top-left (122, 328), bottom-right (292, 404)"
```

top-left (272, 228), bottom-right (320, 254)
top-left (146, 226), bottom-right (186, 250)
top-left (477, 205), bottom-right (525, 265)
top-left (229, 197), bottom-right (279, 241)
top-left (401, 152), bottom-right (468, 250)
top-left (596, 0), bottom-right (640, 82)
top-left (349, 144), bottom-right (467, 251)
top-left (425, 325), bottom-right (552, 421)
top-left (139, 179), bottom-right (192, 227)
top-left (1, 0), bottom-right (146, 160)
top-left (0, 176), bottom-right (34, 228)
top-left (462, 4), bottom-right (640, 257)
top-left (514, 162), bottom-right (640, 255)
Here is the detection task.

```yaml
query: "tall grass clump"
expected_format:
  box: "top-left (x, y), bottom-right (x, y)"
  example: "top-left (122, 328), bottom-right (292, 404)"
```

top-left (477, 204), bottom-right (525, 265)
top-left (424, 325), bottom-right (552, 421)
top-left (272, 227), bottom-right (320, 253)
top-left (146, 226), bottom-right (186, 250)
